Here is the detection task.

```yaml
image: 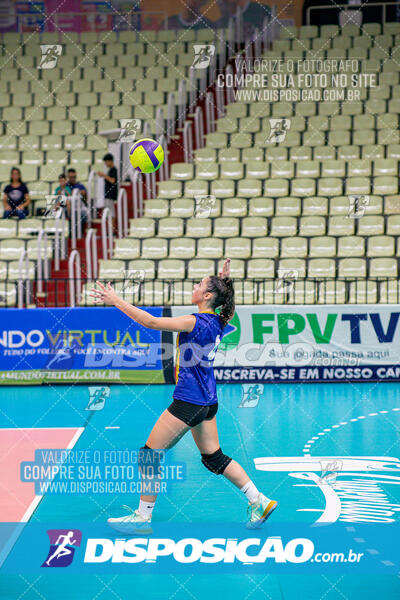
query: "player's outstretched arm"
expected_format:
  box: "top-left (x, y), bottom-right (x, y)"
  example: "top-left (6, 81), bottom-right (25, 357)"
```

top-left (219, 257), bottom-right (231, 278)
top-left (90, 281), bottom-right (195, 332)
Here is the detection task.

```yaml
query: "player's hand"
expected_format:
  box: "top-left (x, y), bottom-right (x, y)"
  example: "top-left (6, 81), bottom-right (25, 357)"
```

top-left (97, 171), bottom-right (105, 177)
top-left (89, 281), bottom-right (119, 305)
top-left (219, 258), bottom-right (231, 278)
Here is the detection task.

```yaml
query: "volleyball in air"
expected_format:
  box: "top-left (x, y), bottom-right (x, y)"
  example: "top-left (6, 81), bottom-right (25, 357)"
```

top-left (129, 138), bottom-right (164, 174)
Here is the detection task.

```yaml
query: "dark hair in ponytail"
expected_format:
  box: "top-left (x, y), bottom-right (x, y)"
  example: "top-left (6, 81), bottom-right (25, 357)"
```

top-left (206, 276), bottom-right (235, 327)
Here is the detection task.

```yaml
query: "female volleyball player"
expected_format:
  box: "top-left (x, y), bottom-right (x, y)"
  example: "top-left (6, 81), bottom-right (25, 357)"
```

top-left (90, 259), bottom-right (277, 532)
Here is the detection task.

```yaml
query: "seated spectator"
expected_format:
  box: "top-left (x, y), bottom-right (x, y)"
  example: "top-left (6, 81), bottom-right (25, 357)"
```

top-left (216, 0), bottom-right (271, 39)
top-left (54, 173), bottom-right (72, 198)
top-left (97, 153), bottom-right (118, 233)
top-left (66, 168), bottom-right (86, 199)
top-left (160, 0), bottom-right (213, 29)
top-left (3, 167), bottom-right (30, 219)
top-left (50, 173), bottom-right (72, 217)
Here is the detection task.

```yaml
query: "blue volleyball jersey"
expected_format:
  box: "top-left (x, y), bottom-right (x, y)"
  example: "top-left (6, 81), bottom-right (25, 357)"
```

top-left (173, 312), bottom-right (224, 406)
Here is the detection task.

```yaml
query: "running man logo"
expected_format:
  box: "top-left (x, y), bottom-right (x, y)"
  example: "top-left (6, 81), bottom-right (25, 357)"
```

top-left (276, 269), bottom-right (299, 294)
top-left (239, 383), bottom-right (264, 408)
top-left (120, 269), bottom-right (145, 294)
top-left (41, 529), bottom-right (82, 567)
top-left (118, 118), bottom-right (141, 142)
top-left (44, 337), bottom-right (80, 370)
top-left (194, 195), bottom-right (216, 218)
top-left (86, 386), bottom-right (110, 411)
top-left (192, 44), bottom-right (215, 69)
top-left (44, 195), bottom-right (67, 218)
top-left (266, 118), bottom-right (291, 144)
top-left (38, 45), bottom-right (62, 69)
top-left (318, 459), bottom-right (343, 485)
top-left (254, 456), bottom-right (400, 524)
top-left (347, 195), bottom-right (370, 219)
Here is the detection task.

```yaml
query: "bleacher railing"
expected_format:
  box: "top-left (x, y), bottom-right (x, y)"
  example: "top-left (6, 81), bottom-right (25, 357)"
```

top-left (68, 249), bottom-right (81, 308)
top-left (167, 93), bottom-right (177, 139)
top-left (9, 278), bottom-right (400, 308)
top-left (85, 228), bottom-right (98, 282)
top-left (87, 170), bottom-right (98, 226)
top-left (177, 80), bottom-right (187, 130)
top-left (17, 251), bottom-right (31, 309)
top-left (36, 230), bottom-right (50, 295)
top-left (116, 188), bottom-right (129, 239)
top-left (194, 106), bottom-right (205, 150)
top-left (53, 209), bottom-right (67, 272)
top-left (205, 91), bottom-right (216, 133)
top-left (101, 207), bottom-right (113, 260)
top-left (70, 188), bottom-right (83, 250)
top-left (130, 170), bottom-right (144, 218)
top-left (158, 134), bottom-right (169, 182)
top-left (183, 121), bottom-right (194, 163)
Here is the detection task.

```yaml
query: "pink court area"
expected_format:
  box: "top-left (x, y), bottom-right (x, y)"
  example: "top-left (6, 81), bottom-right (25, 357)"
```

top-left (0, 427), bottom-right (83, 522)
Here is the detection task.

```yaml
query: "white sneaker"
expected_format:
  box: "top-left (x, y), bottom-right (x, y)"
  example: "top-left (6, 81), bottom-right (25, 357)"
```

top-left (246, 493), bottom-right (278, 529)
top-left (108, 505), bottom-right (153, 535)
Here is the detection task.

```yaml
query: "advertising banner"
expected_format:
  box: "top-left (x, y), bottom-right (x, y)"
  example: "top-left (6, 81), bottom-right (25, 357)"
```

top-left (1, 521), bottom-right (399, 574)
top-left (45, 0), bottom-right (81, 32)
top-left (0, 0), bottom-right (17, 32)
top-left (0, 307), bottom-right (171, 385)
top-left (139, 0), bottom-right (299, 30)
top-left (172, 305), bottom-right (400, 384)
top-left (16, 1), bottom-right (45, 32)
top-left (2, 305), bottom-right (400, 385)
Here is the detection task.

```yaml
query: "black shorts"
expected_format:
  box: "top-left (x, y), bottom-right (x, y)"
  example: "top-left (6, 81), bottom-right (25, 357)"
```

top-left (167, 398), bottom-right (218, 427)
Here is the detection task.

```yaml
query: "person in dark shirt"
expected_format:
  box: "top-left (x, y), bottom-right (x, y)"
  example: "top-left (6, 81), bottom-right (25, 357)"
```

top-left (302, 0), bottom-right (398, 25)
top-left (216, 0), bottom-right (271, 39)
top-left (97, 153), bottom-right (118, 232)
top-left (66, 168), bottom-right (87, 202)
top-left (160, 0), bottom-right (213, 29)
top-left (3, 167), bottom-right (30, 219)
top-left (66, 168), bottom-right (88, 229)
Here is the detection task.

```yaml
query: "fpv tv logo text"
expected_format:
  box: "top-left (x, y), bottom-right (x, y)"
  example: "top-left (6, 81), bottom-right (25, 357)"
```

top-left (41, 529), bottom-right (82, 567)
